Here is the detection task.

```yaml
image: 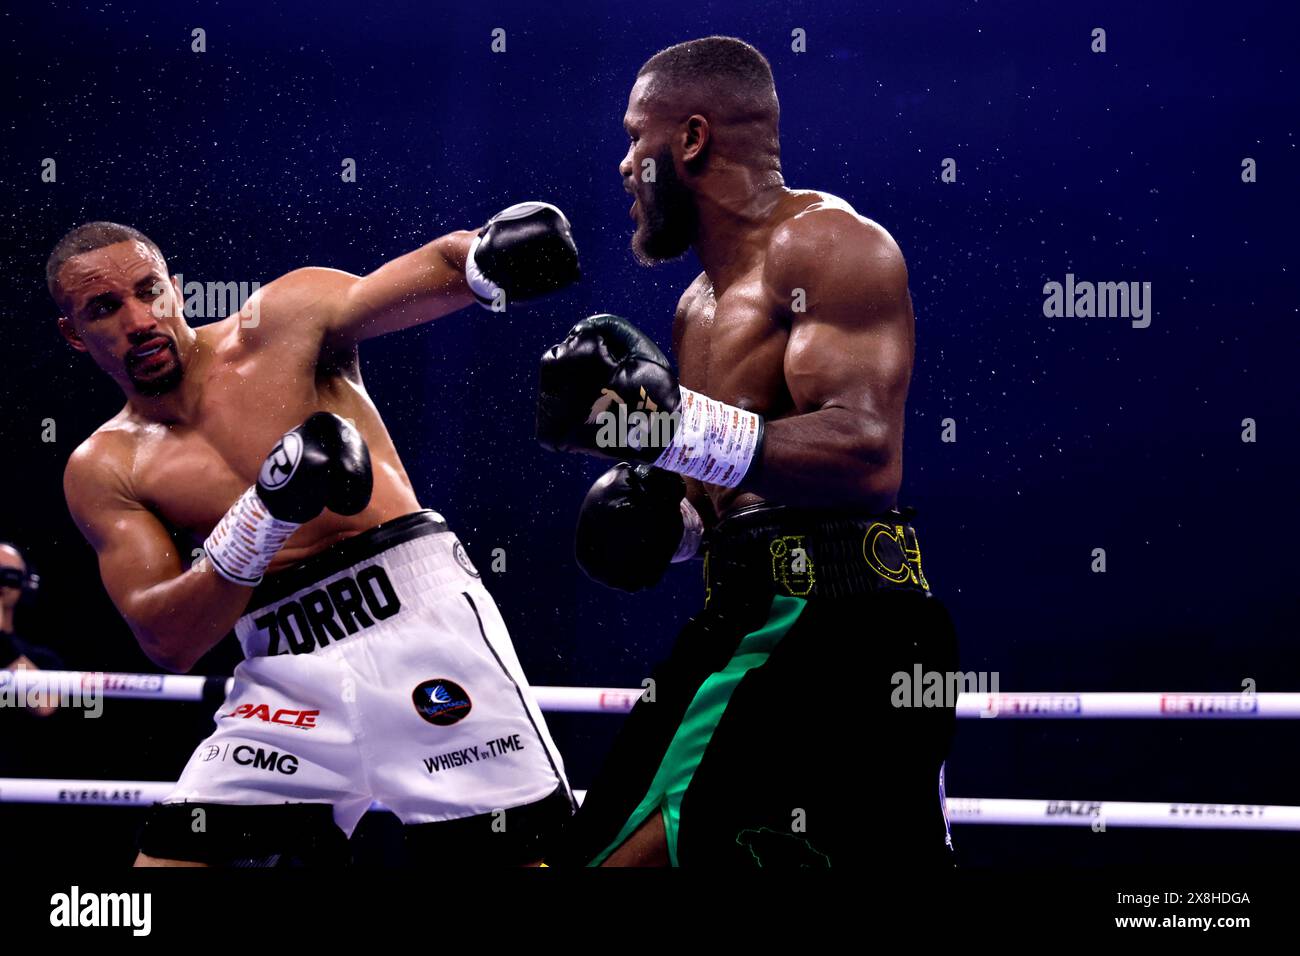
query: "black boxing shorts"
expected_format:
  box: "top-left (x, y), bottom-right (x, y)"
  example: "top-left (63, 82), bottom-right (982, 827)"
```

top-left (550, 504), bottom-right (959, 868)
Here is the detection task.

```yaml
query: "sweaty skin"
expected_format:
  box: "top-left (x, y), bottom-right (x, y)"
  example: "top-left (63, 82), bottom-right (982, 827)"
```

top-left (672, 191), bottom-right (914, 521)
top-left (620, 75), bottom-right (914, 527)
top-left (602, 70), bottom-right (915, 867)
top-left (57, 235), bottom-right (483, 867)
top-left (60, 234), bottom-right (478, 677)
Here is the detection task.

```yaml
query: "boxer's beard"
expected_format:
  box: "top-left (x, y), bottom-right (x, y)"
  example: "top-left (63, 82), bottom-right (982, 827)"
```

top-left (632, 146), bottom-right (698, 265)
top-left (127, 339), bottom-right (183, 396)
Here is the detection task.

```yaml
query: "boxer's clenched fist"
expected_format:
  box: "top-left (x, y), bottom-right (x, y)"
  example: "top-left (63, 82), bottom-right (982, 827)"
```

top-left (465, 202), bottom-right (580, 308)
top-left (575, 462), bottom-right (703, 593)
top-left (536, 314), bottom-right (681, 460)
top-left (205, 413), bottom-right (373, 585)
top-left (257, 412), bottom-right (373, 523)
top-left (536, 314), bottom-right (764, 489)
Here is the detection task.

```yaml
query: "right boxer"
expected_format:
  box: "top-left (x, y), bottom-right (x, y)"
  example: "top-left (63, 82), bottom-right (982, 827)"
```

top-left (537, 36), bottom-right (959, 868)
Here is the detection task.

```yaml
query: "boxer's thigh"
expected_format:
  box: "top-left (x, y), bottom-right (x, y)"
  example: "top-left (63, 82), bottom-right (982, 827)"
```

top-left (344, 585), bottom-right (567, 837)
top-left (679, 592), bottom-right (958, 868)
top-left (547, 605), bottom-right (757, 867)
top-left (136, 802), bottom-right (353, 866)
top-left (140, 653), bottom-right (370, 865)
top-left (401, 785), bottom-right (574, 866)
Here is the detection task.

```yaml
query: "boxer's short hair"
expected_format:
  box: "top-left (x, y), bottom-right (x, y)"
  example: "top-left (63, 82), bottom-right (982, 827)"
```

top-left (638, 36), bottom-right (777, 113)
top-left (46, 221), bottom-right (165, 308)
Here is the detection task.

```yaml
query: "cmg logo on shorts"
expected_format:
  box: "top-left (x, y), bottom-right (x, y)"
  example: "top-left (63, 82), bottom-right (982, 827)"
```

top-left (412, 678), bottom-right (472, 726)
top-left (201, 743), bottom-right (300, 774)
top-left (254, 564), bottom-right (402, 655)
top-left (234, 745), bottom-right (298, 775)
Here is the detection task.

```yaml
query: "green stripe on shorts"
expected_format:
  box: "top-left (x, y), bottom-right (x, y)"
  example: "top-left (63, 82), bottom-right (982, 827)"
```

top-left (588, 594), bottom-right (807, 866)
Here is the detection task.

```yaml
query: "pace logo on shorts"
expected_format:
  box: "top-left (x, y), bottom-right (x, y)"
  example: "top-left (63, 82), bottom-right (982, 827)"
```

top-left (412, 678), bottom-right (472, 726)
top-left (220, 703), bottom-right (320, 730)
top-left (259, 432), bottom-right (303, 490)
top-left (452, 541), bottom-right (480, 578)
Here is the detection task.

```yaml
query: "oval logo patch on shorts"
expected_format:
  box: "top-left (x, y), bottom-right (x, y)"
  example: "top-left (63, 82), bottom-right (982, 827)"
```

top-left (412, 678), bottom-right (472, 726)
top-left (452, 541), bottom-right (480, 578)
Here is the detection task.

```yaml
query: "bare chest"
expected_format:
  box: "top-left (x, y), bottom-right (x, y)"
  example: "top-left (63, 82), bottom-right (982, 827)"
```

top-left (129, 356), bottom-right (323, 538)
top-left (676, 279), bottom-right (792, 416)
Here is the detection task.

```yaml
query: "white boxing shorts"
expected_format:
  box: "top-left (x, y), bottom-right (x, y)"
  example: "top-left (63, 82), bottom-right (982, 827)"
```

top-left (139, 511), bottom-right (573, 864)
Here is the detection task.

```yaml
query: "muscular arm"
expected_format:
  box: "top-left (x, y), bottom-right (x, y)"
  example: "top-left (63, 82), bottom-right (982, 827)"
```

top-left (64, 439), bottom-right (253, 673)
top-left (328, 230), bottom-right (478, 346)
top-left (239, 230), bottom-right (479, 360)
top-left (672, 275), bottom-right (721, 527)
top-left (742, 211), bottom-right (914, 510)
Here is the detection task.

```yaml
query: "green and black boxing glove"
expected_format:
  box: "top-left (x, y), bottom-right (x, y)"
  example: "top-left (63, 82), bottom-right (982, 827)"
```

top-left (537, 314), bottom-right (764, 489)
top-left (575, 462), bottom-right (704, 592)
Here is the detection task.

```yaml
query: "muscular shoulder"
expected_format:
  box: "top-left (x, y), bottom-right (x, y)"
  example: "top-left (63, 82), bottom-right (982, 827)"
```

top-left (64, 425), bottom-right (139, 529)
top-left (763, 195), bottom-right (909, 313)
top-left (255, 267), bottom-right (357, 312)
top-left (234, 267), bottom-right (358, 347)
top-left (674, 271), bottom-right (711, 317)
top-left (671, 271), bottom-right (712, 352)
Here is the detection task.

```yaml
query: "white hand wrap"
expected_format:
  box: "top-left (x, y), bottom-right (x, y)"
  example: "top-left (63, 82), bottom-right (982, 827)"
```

top-left (671, 497), bottom-right (704, 563)
top-left (203, 487), bottom-right (301, 586)
top-left (652, 387), bottom-right (763, 489)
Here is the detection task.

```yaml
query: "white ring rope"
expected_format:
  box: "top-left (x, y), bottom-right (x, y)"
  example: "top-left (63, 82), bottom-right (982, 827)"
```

top-left (2, 671), bottom-right (1296, 718)
top-left (953, 692), bottom-right (1295, 719)
top-left (0, 779), bottom-right (589, 812)
top-left (945, 798), bottom-right (1300, 830)
top-left (4, 675), bottom-right (1293, 829)
top-left (0, 670), bottom-right (644, 714)
top-left (2, 780), bottom-right (1296, 832)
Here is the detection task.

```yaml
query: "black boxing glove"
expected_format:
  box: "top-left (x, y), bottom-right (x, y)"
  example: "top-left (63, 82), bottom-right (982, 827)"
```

top-left (575, 462), bottom-right (704, 592)
top-left (204, 412), bottom-right (373, 585)
top-left (309, 413), bottom-right (373, 518)
top-left (537, 314), bottom-right (765, 488)
top-left (256, 412), bottom-right (372, 523)
top-left (465, 202), bottom-right (580, 309)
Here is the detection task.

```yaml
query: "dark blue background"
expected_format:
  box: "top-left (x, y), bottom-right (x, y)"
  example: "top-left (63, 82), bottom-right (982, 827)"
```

top-left (1, 0), bottom-right (1296, 865)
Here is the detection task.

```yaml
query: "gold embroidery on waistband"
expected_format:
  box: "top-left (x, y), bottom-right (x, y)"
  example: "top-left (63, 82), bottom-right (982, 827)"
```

top-left (770, 536), bottom-right (815, 597)
top-left (862, 523), bottom-right (914, 584)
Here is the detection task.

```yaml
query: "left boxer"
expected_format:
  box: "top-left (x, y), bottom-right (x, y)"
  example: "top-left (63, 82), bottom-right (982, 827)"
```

top-left (52, 205), bottom-right (580, 866)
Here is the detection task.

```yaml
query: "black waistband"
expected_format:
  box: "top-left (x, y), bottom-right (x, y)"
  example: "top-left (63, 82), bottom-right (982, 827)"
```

top-left (245, 510), bottom-right (449, 613)
top-left (702, 504), bottom-right (932, 606)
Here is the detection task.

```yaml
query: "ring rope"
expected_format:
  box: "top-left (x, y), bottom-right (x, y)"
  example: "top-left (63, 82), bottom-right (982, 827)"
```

top-left (2, 779), bottom-right (1295, 831)
top-left (0, 778), bottom-right (589, 812)
top-left (945, 798), bottom-right (1300, 830)
top-left (2, 671), bottom-right (1295, 717)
